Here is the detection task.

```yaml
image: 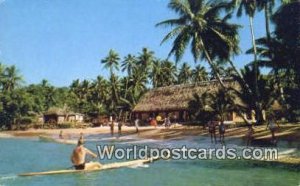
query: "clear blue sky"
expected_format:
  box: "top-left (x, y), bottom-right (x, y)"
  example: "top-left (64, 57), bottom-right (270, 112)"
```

top-left (0, 0), bottom-right (267, 87)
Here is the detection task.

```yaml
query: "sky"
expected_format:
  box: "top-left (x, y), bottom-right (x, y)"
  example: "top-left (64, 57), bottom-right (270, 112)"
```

top-left (0, 0), bottom-right (268, 87)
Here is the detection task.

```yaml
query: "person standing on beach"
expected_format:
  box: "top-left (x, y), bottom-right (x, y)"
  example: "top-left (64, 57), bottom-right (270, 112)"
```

top-left (59, 130), bottom-right (64, 139)
top-left (110, 117), bottom-right (114, 136)
top-left (71, 138), bottom-right (101, 170)
top-left (208, 121), bottom-right (216, 143)
top-left (135, 118), bottom-right (139, 133)
top-left (266, 115), bottom-right (280, 144)
top-left (118, 121), bottom-right (122, 136)
top-left (219, 122), bottom-right (225, 144)
top-left (164, 116), bottom-right (171, 128)
top-left (246, 124), bottom-right (254, 146)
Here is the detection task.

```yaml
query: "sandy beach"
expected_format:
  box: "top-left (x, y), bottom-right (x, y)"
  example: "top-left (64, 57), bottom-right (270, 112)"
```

top-left (1, 123), bottom-right (299, 143)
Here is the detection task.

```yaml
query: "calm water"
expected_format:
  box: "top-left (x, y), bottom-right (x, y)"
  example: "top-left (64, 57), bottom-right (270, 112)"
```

top-left (0, 136), bottom-right (299, 186)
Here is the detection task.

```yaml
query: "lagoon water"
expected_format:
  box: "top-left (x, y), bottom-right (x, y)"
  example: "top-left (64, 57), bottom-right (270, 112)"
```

top-left (0, 136), bottom-right (299, 186)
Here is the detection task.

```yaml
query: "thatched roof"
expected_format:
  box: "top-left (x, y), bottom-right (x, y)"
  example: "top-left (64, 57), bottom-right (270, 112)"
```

top-left (44, 107), bottom-right (81, 116)
top-left (133, 79), bottom-right (238, 113)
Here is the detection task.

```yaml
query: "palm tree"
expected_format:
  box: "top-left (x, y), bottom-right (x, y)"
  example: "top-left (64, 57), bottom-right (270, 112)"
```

top-left (101, 49), bottom-right (120, 110)
top-left (137, 48), bottom-right (154, 69)
top-left (192, 65), bottom-right (209, 84)
top-left (230, 0), bottom-right (267, 124)
top-left (232, 66), bottom-right (276, 124)
top-left (208, 89), bottom-right (236, 125)
top-left (149, 59), bottom-right (162, 88)
top-left (178, 62), bottom-right (192, 84)
top-left (3, 65), bottom-right (22, 92)
top-left (156, 0), bottom-right (240, 88)
top-left (121, 54), bottom-right (137, 76)
top-left (257, 0), bottom-right (291, 42)
top-left (160, 60), bottom-right (177, 86)
top-left (188, 92), bottom-right (212, 123)
top-left (101, 49), bottom-right (120, 76)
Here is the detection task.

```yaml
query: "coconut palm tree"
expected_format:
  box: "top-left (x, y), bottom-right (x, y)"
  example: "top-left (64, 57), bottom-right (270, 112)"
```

top-left (149, 59), bottom-right (162, 88)
top-left (232, 66), bottom-right (276, 124)
top-left (160, 60), bottom-right (177, 86)
top-left (121, 54), bottom-right (137, 76)
top-left (192, 65), bottom-right (209, 84)
top-left (156, 0), bottom-right (240, 88)
top-left (101, 49), bottom-right (120, 76)
top-left (178, 62), bottom-right (192, 84)
top-left (101, 49), bottom-right (121, 111)
top-left (137, 48), bottom-right (155, 70)
top-left (2, 65), bottom-right (22, 92)
top-left (188, 91), bottom-right (212, 123)
top-left (257, 0), bottom-right (291, 42)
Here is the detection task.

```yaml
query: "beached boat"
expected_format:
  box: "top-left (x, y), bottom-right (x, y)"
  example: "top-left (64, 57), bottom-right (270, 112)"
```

top-left (38, 135), bottom-right (77, 145)
top-left (19, 157), bottom-right (158, 176)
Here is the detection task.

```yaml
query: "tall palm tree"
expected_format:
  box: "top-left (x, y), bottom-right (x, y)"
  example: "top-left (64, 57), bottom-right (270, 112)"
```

top-left (101, 49), bottom-right (120, 76)
top-left (3, 65), bottom-right (22, 92)
top-left (156, 0), bottom-right (240, 88)
top-left (101, 49), bottom-right (120, 110)
top-left (192, 65), bottom-right (209, 84)
top-left (257, 0), bottom-right (291, 42)
top-left (178, 62), bottom-right (192, 84)
top-left (232, 66), bottom-right (276, 124)
top-left (149, 59), bottom-right (162, 88)
top-left (121, 54), bottom-right (137, 76)
top-left (160, 60), bottom-right (177, 86)
top-left (230, 0), bottom-right (266, 123)
top-left (137, 48), bottom-right (154, 69)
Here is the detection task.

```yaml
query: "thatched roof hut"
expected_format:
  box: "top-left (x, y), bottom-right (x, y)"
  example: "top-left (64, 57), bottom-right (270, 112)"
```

top-left (133, 79), bottom-right (238, 113)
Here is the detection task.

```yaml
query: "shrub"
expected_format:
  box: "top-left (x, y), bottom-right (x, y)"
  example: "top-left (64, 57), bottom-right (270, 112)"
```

top-left (58, 122), bottom-right (74, 128)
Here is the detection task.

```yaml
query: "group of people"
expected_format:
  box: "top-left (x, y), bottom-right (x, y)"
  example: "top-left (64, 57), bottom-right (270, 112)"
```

top-left (207, 121), bottom-right (226, 144)
top-left (207, 115), bottom-right (280, 146)
top-left (109, 116), bottom-right (123, 136)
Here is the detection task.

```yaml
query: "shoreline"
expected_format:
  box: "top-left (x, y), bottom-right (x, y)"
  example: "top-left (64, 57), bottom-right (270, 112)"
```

top-left (1, 123), bottom-right (299, 143)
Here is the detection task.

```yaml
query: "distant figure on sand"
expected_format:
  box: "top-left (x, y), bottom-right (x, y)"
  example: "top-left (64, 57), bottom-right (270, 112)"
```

top-left (150, 118), bottom-right (157, 128)
top-left (110, 119), bottom-right (114, 136)
top-left (71, 138), bottom-right (101, 170)
top-left (266, 115), bottom-right (280, 144)
top-left (59, 130), bottom-right (63, 139)
top-left (219, 122), bottom-right (225, 144)
top-left (208, 121), bottom-right (216, 143)
top-left (135, 118), bottom-right (139, 133)
top-left (164, 116), bottom-right (171, 128)
top-left (246, 124), bottom-right (254, 146)
top-left (118, 121), bottom-right (122, 136)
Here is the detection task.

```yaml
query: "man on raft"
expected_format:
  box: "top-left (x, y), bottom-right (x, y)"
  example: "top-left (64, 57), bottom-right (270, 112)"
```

top-left (71, 137), bottom-right (102, 170)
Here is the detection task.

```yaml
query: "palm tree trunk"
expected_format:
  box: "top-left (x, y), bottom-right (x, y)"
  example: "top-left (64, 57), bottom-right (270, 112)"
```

top-left (203, 48), bottom-right (226, 89)
top-left (264, 3), bottom-right (271, 42)
top-left (249, 16), bottom-right (263, 124)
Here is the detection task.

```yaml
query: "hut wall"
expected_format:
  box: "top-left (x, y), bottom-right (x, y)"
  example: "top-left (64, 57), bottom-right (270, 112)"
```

top-left (76, 115), bottom-right (84, 122)
top-left (68, 116), bottom-right (76, 122)
top-left (57, 116), bottom-right (65, 123)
